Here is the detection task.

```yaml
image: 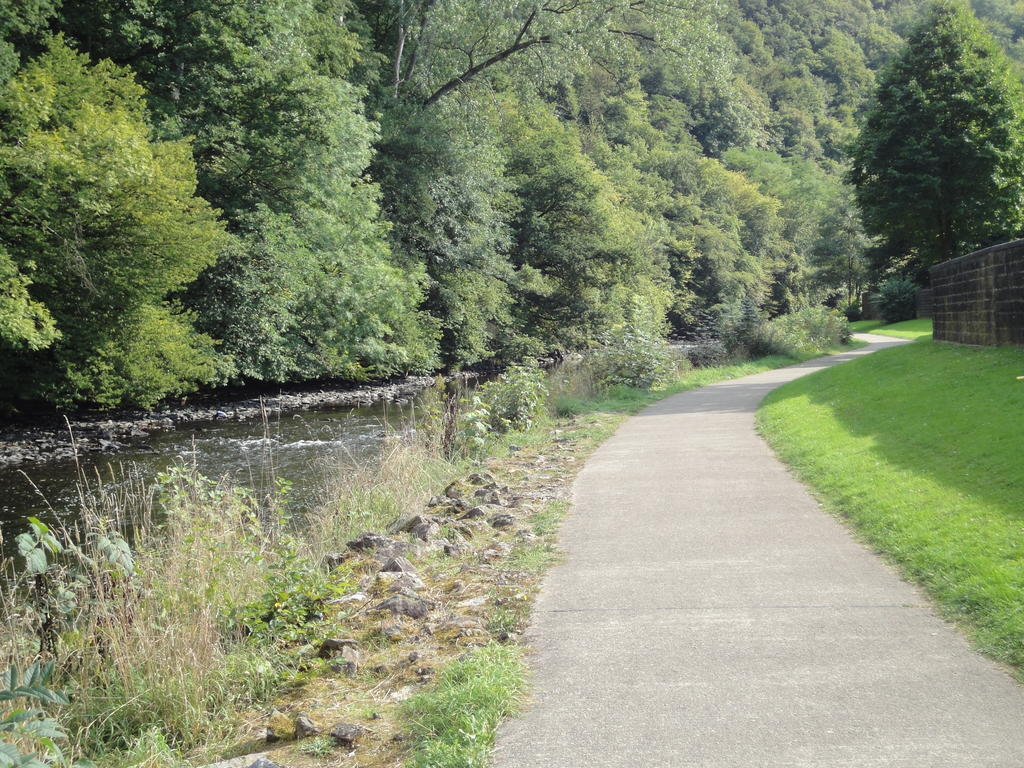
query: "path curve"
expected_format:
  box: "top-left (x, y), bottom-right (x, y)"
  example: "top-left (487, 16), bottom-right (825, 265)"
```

top-left (493, 334), bottom-right (1024, 767)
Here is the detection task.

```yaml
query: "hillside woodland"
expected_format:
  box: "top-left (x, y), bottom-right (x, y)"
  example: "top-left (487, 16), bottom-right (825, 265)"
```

top-left (2, 0), bottom-right (1023, 407)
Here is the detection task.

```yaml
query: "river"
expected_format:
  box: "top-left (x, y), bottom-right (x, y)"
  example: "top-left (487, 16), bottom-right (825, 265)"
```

top-left (0, 398), bottom-right (420, 547)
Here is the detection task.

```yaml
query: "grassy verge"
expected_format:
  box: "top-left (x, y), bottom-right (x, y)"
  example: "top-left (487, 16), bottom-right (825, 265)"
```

top-left (401, 644), bottom-right (526, 768)
top-left (850, 317), bottom-right (933, 339)
top-left (757, 339), bottom-right (1024, 673)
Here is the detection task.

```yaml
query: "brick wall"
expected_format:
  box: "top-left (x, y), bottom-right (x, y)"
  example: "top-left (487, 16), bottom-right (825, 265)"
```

top-left (930, 239), bottom-right (1024, 347)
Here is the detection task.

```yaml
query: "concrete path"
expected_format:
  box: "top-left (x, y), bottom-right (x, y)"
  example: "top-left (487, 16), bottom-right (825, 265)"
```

top-left (493, 334), bottom-right (1024, 767)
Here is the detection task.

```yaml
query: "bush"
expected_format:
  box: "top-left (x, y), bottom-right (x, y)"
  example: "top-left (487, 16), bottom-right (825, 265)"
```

top-left (590, 321), bottom-right (677, 391)
top-left (683, 340), bottom-right (729, 368)
top-left (877, 277), bottom-right (918, 323)
top-left (758, 306), bottom-right (852, 357)
top-left (842, 301), bottom-right (862, 322)
top-left (717, 299), bottom-right (768, 356)
top-left (477, 364), bottom-right (547, 433)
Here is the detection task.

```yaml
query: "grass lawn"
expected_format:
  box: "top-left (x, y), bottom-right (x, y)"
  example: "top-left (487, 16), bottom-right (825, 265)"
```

top-left (850, 317), bottom-right (933, 340)
top-left (757, 340), bottom-right (1024, 674)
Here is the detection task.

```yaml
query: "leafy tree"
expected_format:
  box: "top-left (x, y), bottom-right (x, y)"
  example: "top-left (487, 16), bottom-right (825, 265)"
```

top-left (0, 39), bottom-right (226, 407)
top-left (354, 0), bottom-right (722, 107)
top-left (850, 0), bottom-right (1024, 276)
top-left (59, 0), bottom-right (438, 383)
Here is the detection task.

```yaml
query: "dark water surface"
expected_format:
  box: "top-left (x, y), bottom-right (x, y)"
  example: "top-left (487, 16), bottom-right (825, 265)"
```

top-left (0, 398), bottom-right (419, 546)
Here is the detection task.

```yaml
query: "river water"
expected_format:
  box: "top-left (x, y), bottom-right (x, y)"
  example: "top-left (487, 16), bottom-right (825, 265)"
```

top-left (0, 398), bottom-right (420, 547)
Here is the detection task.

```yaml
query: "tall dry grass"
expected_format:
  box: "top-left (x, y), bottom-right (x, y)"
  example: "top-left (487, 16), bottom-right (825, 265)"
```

top-left (1, 429), bottom-right (459, 765)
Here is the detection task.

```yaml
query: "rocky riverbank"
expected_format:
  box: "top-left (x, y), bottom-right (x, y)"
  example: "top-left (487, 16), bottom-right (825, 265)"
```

top-left (0, 376), bottom-right (438, 468)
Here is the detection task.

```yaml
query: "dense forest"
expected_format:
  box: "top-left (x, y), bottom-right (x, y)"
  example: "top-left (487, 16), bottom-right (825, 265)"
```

top-left (2, 0), bottom-right (1023, 409)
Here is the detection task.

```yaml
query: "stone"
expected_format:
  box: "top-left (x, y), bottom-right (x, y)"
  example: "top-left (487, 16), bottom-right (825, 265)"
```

top-left (376, 596), bottom-right (430, 619)
top-left (426, 495), bottom-right (445, 507)
top-left (318, 637), bottom-right (360, 658)
top-left (346, 532), bottom-right (395, 552)
top-left (489, 513), bottom-right (516, 529)
top-left (387, 573), bottom-right (426, 592)
top-left (467, 472), bottom-right (496, 486)
top-left (444, 481), bottom-right (463, 499)
top-left (325, 552), bottom-right (348, 569)
top-left (411, 520), bottom-right (441, 541)
top-left (474, 488), bottom-right (501, 505)
top-left (329, 722), bottom-right (366, 749)
top-left (380, 555), bottom-right (417, 574)
top-left (459, 506), bottom-right (487, 520)
top-left (328, 591), bottom-right (368, 605)
top-left (266, 710), bottom-right (295, 742)
top-left (442, 539), bottom-right (469, 556)
top-left (245, 759), bottom-right (284, 768)
top-left (389, 514), bottom-right (432, 535)
top-left (294, 715), bottom-right (319, 740)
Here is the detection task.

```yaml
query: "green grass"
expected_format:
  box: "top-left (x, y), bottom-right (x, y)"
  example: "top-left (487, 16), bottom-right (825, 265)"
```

top-left (401, 644), bottom-right (527, 768)
top-left (850, 317), bottom-right (933, 339)
top-left (757, 340), bottom-right (1024, 673)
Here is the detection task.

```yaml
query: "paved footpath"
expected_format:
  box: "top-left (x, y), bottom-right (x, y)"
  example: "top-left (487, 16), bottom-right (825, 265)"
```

top-left (493, 334), bottom-right (1024, 767)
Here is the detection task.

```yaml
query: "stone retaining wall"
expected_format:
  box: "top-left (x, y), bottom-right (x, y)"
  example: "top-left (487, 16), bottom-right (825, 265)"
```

top-left (930, 239), bottom-right (1024, 346)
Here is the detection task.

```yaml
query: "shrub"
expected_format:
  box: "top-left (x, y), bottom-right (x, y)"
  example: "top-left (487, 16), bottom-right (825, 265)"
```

top-left (877, 277), bottom-right (918, 323)
top-left (477, 364), bottom-right (547, 433)
top-left (717, 299), bottom-right (767, 356)
top-left (590, 321), bottom-right (677, 391)
top-left (683, 340), bottom-right (729, 368)
top-left (842, 301), bottom-right (862, 322)
top-left (758, 306), bottom-right (852, 357)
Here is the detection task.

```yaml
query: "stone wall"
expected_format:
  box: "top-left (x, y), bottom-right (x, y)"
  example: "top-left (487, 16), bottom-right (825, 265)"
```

top-left (916, 288), bottom-right (933, 319)
top-left (930, 239), bottom-right (1024, 346)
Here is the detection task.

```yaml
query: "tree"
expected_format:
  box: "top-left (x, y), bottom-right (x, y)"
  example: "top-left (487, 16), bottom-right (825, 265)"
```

top-left (354, 0), bottom-right (722, 108)
top-left (849, 0), bottom-right (1024, 277)
top-left (59, 0), bottom-right (439, 383)
top-left (0, 39), bottom-right (226, 407)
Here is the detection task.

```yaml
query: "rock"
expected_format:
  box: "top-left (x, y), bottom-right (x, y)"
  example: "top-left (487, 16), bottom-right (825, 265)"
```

top-left (325, 552), bottom-right (348, 569)
top-left (426, 495), bottom-right (445, 507)
top-left (318, 637), bottom-right (360, 658)
top-left (436, 616), bottom-right (488, 640)
top-left (375, 596), bottom-right (430, 619)
top-left (389, 514), bottom-right (432, 534)
top-left (379, 556), bottom-right (417, 574)
top-left (386, 573), bottom-right (426, 592)
top-left (474, 488), bottom-right (501, 505)
top-left (294, 715), bottom-right (319, 740)
top-left (328, 591), bottom-right (368, 605)
top-left (444, 481), bottom-right (463, 499)
top-left (266, 710), bottom-right (295, 742)
top-left (329, 722), bottom-right (366, 749)
top-left (442, 539), bottom-right (469, 556)
top-left (411, 520), bottom-right (441, 541)
top-left (466, 472), bottom-right (496, 486)
top-left (245, 759), bottom-right (285, 768)
top-left (456, 595), bottom-right (488, 608)
top-left (346, 532), bottom-right (394, 552)
top-left (489, 513), bottom-right (516, 529)
top-left (459, 506), bottom-right (488, 520)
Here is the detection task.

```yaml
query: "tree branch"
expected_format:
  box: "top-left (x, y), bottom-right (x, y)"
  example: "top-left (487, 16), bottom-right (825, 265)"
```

top-left (422, 9), bottom-right (548, 106)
